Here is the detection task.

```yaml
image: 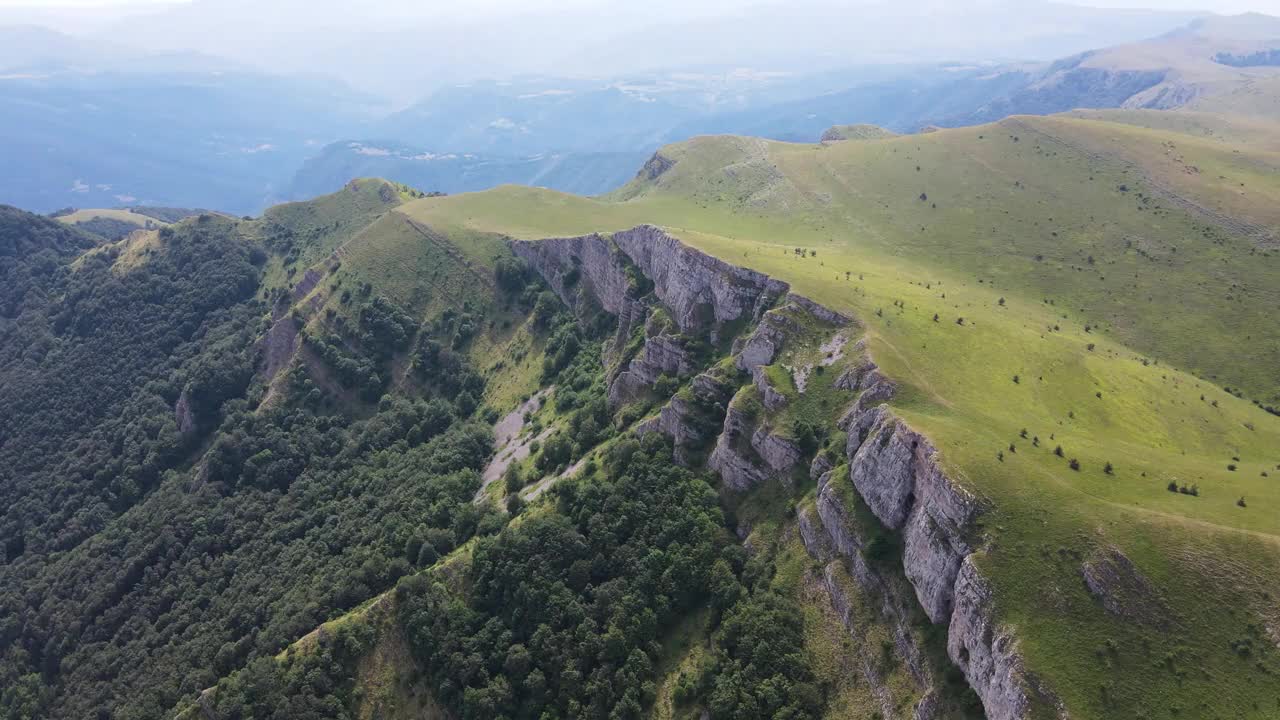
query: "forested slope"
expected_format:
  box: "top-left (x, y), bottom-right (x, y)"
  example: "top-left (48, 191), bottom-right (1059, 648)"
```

top-left (0, 185), bottom-right (523, 718)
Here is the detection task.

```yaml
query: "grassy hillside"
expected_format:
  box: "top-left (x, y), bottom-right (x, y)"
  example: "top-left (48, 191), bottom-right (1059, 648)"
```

top-left (52, 207), bottom-right (170, 241)
top-left (54, 208), bottom-right (166, 227)
top-left (821, 124), bottom-right (900, 142)
top-left (399, 110), bottom-right (1280, 718)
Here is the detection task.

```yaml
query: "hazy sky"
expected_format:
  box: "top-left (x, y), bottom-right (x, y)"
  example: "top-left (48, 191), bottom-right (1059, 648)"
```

top-left (3, 0), bottom-right (1274, 103)
top-left (0, 0), bottom-right (1277, 10)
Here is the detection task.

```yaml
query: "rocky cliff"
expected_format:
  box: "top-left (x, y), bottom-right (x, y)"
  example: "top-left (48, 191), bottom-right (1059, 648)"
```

top-left (511, 224), bottom-right (1048, 719)
top-left (511, 224), bottom-right (787, 341)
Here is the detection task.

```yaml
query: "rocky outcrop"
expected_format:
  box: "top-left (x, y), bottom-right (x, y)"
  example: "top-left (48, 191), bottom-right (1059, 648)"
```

top-left (635, 371), bottom-right (735, 466)
top-left (829, 397), bottom-right (1046, 717)
top-left (837, 370), bottom-right (897, 431)
top-left (259, 313), bottom-right (300, 385)
top-left (752, 366), bottom-right (788, 411)
top-left (512, 225), bottom-right (787, 345)
top-left (513, 223), bottom-right (1039, 719)
top-left (947, 558), bottom-right (1037, 720)
top-left (751, 426), bottom-right (802, 480)
top-left (175, 388), bottom-right (197, 435)
top-left (733, 304), bottom-right (800, 371)
top-left (845, 406), bottom-right (982, 624)
top-left (835, 348), bottom-right (881, 391)
top-left (802, 479), bottom-right (946, 720)
top-left (612, 225), bottom-right (789, 341)
top-left (1081, 546), bottom-right (1171, 629)
top-left (789, 294), bottom-right (851, 326)
top-left (705, 384), bottom-right (806, 491)
top-left (707, 399), bottom-right (772, 492)
top-left (809, 453), bottom-right (833, 482)
top-left (609, 332), bottom-right (700, 406)
top-left (639, 152), bottom-right (675, 180)
top-left (510, 232), bottom-right (635, 319)
top-left (814, 470), bottom-right (937, 687)
top-left (291, 268), bottom-right (323, 301)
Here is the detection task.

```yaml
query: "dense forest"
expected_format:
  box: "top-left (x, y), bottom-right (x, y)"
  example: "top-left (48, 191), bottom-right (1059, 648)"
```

top-left (398, 433), bottom-right (823, 720)
top-left (195, 295), bottom-right (825, 720)
top-left (0, 204), bottom-right (506, 718)
top-left (0, 198), bottom-right (835, 720)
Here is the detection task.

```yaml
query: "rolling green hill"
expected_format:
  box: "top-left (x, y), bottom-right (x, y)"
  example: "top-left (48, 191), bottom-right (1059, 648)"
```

top-left (51, 207), bottom-right (226, 241)
top-left (389, 109), bottom-right (1280, 718)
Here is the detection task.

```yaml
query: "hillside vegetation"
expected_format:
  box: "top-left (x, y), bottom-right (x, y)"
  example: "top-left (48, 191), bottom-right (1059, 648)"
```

top-left (5, 105), bottom-right (1280, 720)
top-left (398, 109), bottom-right (1280, 718)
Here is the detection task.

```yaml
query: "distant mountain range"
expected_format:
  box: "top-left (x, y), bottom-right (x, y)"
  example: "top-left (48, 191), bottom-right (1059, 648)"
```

top-left (2, 12), bottom-right (1278, 215)
top-left (284, 141), bottom-right (648, 200)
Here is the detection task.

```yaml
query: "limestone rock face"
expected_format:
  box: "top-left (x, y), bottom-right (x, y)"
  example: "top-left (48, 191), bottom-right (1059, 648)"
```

top-left (608, 333), bottom-right (701, 406)
top-left (837, 371), bottom-right (897, 430)
top-left (844, 406), bottom-right (982, 624)
top-left (636, 335), bottom-right (698, 380)
top-left (636, 372), bottom-right (735, 466)
top-left (789, 293), bottom-right (851, 326)
top-left (733, 307), bottom-right (797, 371)
top-left (707, 403), bottom-right (772, 492)
top-left (175, 388), bottom-right (197, 435)
top-left (606, 371), bottom-right (648, 407)
top-left (809, 453), bottom-right (834, 482)
top-left (832, 398), bottom-right (1042, 717)
top-left (612, 225), bottom-right (789, 340)
top-left (691, 372), bottom-right (733, 403)
top-left (807, 471), bottom-right (944, 720)
top-left (814, 472), bottom-right (864, 561)
top-left (751, 426), bottom-right (802, 479)
top-left (796, 504), bottom-right (832, 561)
top-left (835, 351), bottom-right (886, 393)
top-left (514, 223), bottom-right (1042, 719)
top-left (905, 457), bottom-right (982, 623)
top-left (947, 557), bottom-right (1036, 720)
top-left (848, 417), bottom-right (918, 529)
top-left (510, 233), bottom-right (633, 317)
top-left (513, 224), bottom-right (790, 405)
top-left (752, 365), bottom-right (788, 411)
top-left (705, 386), bottom-right (804, 491)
